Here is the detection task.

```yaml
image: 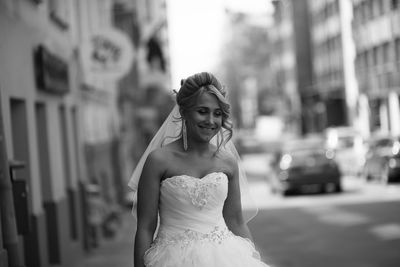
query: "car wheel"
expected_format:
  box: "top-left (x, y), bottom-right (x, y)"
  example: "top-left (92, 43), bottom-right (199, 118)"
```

top-left (282, 189), bottom-right (293, 196)
top-left (323, 183), bottom-right (337, 193)
top-left (335, 182), bottom-right (342, 193)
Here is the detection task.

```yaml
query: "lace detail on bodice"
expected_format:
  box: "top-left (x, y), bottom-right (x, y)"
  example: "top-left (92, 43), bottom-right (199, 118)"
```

top-left (162, 172), bottom-right (227, 209)
top-left (150, 226), bottom-right (233, 250)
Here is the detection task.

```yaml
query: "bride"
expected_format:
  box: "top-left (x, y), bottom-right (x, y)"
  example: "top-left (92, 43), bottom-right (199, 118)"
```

top-left (129, 72), bottom-right (270, 267)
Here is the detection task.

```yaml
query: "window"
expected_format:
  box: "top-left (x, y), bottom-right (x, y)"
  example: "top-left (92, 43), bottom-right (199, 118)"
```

top-left (392, 0), bottom-right (399, 9)
top-left (373, 46), bottom-right (379, 66)
top-left (382, 42), bottom-right (390, 65)
top-left (395, 38), bottom-right (400, 62)
top-left (363, 51), bottom-right (369, 68)
top-left (364, 0), bottom-right (373, 20)
top-left (372, 0), bottom-right (380, 17)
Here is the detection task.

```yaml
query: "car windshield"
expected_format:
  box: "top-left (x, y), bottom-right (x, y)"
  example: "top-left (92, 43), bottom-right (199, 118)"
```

top-left (283, 149), bottom-right (328, 167)
top-left (290, 149), bottom-right (324, 158)
top-left (337, 136), bottom-right (355, 148)
top-left (374, 138), bottom-right (394, 148)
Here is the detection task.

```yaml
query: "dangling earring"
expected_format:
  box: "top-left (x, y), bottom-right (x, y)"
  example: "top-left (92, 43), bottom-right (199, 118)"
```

top-left (182, 120), bottom-right (188, 151)
top-left (217, 130), bottom-right (221, 147)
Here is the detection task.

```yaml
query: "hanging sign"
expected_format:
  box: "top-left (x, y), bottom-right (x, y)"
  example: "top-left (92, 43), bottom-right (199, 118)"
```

top-left (81, 28), bottom-right (135, 81)
top-left (34, 45), bottom-right (70, 95)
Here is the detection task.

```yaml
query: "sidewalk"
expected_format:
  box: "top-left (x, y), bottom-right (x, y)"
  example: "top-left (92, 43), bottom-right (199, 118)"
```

top-left (75, 210), bottom-right (135, 267)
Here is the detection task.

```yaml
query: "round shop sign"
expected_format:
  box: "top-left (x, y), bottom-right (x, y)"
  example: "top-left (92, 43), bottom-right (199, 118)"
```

top-left (81, 28), bottom-right (135, 81)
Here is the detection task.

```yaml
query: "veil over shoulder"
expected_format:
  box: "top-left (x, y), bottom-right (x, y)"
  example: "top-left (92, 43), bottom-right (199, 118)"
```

top-left (128, 105), bottom-right (258, 223)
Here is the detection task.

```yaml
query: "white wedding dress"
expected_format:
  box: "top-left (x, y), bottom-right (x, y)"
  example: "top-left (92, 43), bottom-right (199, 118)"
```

top-left (144, 172), bottom-right (270, 267)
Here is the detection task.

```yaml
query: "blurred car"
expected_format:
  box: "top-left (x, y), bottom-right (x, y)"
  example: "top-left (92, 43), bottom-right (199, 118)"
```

top-left (324, 127), bottom-right (366, 177)
top-left (363, 135), bottom-right (400, 183)
top-left (270, 137), bottom-right (342, 195)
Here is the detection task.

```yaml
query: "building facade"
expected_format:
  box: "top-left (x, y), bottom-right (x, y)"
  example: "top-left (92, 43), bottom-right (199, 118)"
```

top-left (352, 0), bottom-right (400, 137)
top-left (0, 0), bottom-right (139, 266)
top-left (0, 1), bottom-right (86, 266)
top-left (271, 0), bottom-right (400, 138)
top-left (308, 0), bottom-right (359, 132)
top-left (269, 0), bottom-right (315, 135)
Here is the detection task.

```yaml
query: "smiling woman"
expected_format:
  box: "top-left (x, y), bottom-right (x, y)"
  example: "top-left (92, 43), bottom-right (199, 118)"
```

top-left (184, 93), bottom-right (223, 144)
top-left (176, 72), bottom-right (233, 150)
top-left (129, 72), bottom-right (269, 267)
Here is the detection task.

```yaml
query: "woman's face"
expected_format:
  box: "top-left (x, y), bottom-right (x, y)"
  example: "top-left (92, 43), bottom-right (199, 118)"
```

top-left (185, 92), bottom-right (223, 143)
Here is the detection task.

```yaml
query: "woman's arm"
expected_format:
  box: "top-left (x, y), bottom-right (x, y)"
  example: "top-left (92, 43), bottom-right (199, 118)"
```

top-left (134, 151), bottom-right (164, 267)
top-left (222, 157), bottom-right (254, 241)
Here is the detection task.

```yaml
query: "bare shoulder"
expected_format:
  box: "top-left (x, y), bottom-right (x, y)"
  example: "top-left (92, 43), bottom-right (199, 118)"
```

top-left (216, 148), bottom-right (239, 178)
top-left (146, 141), bottom-right (181, 167)
top-left (144, 147), bottom-right (171, 176)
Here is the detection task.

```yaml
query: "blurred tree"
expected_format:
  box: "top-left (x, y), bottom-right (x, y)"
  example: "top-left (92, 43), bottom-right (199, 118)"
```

top-left (216, 11), bottom-right (282, 128)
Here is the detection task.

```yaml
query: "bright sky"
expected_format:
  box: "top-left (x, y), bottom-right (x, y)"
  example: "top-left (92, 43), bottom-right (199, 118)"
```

top-left (167, 0), bottom-right (273, 89)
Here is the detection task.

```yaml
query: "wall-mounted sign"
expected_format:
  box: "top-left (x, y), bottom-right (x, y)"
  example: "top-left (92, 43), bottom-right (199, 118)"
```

top-left (34, 45), bottom-right (70, 95)
top-left (81, 28), bottom-right (135, 81)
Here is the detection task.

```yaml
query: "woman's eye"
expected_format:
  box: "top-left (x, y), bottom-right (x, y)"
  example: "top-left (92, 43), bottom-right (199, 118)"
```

top-left (197, 109), bottom-right (207, 114)
top-left (214, 111), bottom-right (222, 116)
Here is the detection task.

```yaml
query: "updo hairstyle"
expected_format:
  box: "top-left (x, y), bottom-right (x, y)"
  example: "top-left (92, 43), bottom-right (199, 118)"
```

top-left (175, 72), bottom-right (233, 148)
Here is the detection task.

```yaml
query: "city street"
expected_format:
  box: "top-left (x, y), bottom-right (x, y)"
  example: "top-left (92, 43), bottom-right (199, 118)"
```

top-left (249, 200), bottom-right (400, 267)
top-left (75, 152), bottom-right (400, 267)
top-left (244, 153), bottom-right (400, 267)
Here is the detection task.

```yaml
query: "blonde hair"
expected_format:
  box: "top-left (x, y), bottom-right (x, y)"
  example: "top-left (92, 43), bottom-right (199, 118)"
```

top-left (175, 72), bottom-right (233, 150)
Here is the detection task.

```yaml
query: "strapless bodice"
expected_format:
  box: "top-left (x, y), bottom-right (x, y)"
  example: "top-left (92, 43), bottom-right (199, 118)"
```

top-left (158, 172), bottom-right (228, 234)
top-left (144, 172), bottom-right (270, 267)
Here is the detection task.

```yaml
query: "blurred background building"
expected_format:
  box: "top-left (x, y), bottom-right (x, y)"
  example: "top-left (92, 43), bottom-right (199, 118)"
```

top-left (0, 0), bottom-right (171, 266)
top-left (309, 0), bottom-right (357, 132)
top-left (268, 0), bottom-right (314, 135)
top-left (352, 0), bottom-right (400, 137)
top-left (265, 0), bottom-right (400, 138)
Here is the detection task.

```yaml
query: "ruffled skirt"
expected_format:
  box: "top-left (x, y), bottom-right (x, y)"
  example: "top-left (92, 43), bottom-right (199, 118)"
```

top-left (144, 226), bottom-right (270, 267)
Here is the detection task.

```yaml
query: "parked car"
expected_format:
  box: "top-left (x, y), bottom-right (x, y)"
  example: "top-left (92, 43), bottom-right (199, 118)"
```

top-left (324, 127), bottom-right (366, 177)
top-left (363, 135), bottom-right (400, 183)
top-left (270, 137), bottom-right (342, 196)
